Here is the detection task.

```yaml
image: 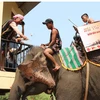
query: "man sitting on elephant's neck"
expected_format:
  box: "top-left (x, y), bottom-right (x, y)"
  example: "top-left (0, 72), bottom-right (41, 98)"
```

top-left (41, 19), bottom-right (62, 71)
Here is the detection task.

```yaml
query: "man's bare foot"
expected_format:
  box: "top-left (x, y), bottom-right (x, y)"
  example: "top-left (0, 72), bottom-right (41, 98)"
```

top-left (53, 65), bottom-right (60, 71)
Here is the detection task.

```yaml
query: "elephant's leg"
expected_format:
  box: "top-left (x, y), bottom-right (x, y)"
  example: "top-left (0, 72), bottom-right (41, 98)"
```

top-left (9, 69), bottom-right (26, 100)
top-left (55, 70), bottom-right (82, 100)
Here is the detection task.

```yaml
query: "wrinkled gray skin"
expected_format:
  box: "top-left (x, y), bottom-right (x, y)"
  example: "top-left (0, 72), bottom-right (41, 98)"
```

top-left (9, 46), bottom-right (100, 100)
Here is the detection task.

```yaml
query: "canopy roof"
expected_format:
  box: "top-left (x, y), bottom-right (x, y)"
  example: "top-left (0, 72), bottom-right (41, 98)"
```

top-left (16, 2), bottom-right (40, 15)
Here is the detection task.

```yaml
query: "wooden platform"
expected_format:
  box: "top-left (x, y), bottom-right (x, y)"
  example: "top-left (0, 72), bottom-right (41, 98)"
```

top-left (0, 71), bottom-right (15, 90)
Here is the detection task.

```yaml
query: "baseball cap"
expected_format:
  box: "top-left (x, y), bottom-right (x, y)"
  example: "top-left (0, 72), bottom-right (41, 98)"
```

top-left (42, 18), bottom-right (53, 24)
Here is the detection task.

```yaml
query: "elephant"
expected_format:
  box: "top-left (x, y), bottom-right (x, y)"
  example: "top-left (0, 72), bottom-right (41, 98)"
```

top-left (9, 44), bottom-right (100, 100)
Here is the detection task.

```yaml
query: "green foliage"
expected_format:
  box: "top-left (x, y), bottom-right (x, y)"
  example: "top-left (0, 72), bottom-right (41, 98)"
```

top-left (0, 92), bottom-right (55, 100)
top-left (0, 93), bottom-right (9, 100)
top-left (28, 93), bottom-right (50, 100)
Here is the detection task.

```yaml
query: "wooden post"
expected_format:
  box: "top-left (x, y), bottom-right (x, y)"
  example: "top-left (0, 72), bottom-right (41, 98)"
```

top-left (0, 2), bottom-right (3, 64)
top-left (0, 1), bottom-right (3, 48)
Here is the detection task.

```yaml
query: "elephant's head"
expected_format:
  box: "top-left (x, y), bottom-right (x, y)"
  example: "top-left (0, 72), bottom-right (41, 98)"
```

top-left (18, 51), bottom-right (55, 88)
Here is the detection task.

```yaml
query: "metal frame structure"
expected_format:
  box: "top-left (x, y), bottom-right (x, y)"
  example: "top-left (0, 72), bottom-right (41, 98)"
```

top-left (1, 39), bottom-right (32, 72)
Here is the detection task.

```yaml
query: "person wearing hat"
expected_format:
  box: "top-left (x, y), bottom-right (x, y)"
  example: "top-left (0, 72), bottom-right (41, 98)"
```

top-left (2, 14), bottom-right (28, 40)
top-left (0, 14), bottom-right (28, 71)
top-left (41, 18), bottom-right (62, 71)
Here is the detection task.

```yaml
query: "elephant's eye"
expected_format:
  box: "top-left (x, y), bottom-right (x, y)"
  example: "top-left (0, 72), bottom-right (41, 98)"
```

top-left (40, 54), bottom-right (42, 58)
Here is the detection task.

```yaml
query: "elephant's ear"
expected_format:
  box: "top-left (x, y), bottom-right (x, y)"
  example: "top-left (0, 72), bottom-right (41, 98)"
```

top-left (18, 52), bottom-right (44, 81)
top-left (18, 52), bottom-right (42, 72)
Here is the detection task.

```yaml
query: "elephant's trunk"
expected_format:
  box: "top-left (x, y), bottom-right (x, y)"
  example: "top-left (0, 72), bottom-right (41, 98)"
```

top-left (34, 71), bottom-right (55, 88)
top-left (9, 86), bottom-right (22, 100)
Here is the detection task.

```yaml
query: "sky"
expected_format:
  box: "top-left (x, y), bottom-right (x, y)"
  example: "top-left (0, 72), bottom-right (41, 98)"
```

top-left (21, 2), bottom-right (100, 48)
